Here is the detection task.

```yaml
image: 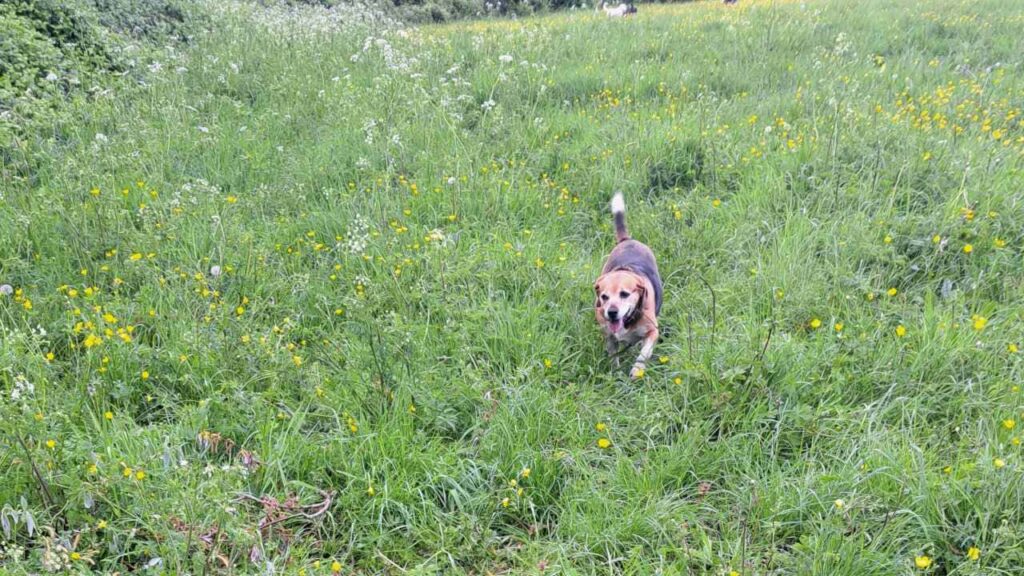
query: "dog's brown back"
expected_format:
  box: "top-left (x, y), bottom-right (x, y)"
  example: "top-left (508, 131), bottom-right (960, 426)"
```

top-left (605, 193), bottom-right (662, 315)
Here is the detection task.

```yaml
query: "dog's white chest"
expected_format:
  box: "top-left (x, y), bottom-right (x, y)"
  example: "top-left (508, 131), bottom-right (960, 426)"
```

top-left (612, 324), bottom-right (648, 344)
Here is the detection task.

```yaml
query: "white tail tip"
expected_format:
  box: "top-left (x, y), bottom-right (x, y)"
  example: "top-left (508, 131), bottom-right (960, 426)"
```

top-left (610, 192), bottom-right (625, 214)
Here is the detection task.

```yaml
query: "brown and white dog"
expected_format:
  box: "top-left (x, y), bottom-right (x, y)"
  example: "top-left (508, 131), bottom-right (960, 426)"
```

top-left (594, 192), bottom-right (662, 379)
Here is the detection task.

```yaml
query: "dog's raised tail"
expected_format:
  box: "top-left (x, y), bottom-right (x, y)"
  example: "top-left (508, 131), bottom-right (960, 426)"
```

top-left (611, 191), bottom-right (629, 243)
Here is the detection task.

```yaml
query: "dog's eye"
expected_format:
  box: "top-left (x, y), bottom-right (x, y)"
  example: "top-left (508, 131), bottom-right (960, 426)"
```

top-left (619, 291), bottom-right (630, 299)
top-left (600, 294), bottom-right (609, 301)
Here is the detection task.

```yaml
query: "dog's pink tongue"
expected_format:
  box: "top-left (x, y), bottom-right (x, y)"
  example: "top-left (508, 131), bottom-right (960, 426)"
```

top-left (609, 319), bottom-right (623, 333)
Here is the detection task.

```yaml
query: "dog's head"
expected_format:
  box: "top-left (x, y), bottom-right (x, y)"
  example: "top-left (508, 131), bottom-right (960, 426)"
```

top-left (594, 270), bottom-right (645, 334)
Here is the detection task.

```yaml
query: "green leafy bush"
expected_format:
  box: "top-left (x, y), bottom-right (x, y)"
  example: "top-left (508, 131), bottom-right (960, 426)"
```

top-left (0, 10), bottom-right (66, 98)
top-left (1, 0), bottom-right (117, 66)
top-left (0, 0), bottom-right (200, 181)
top-left (90, 0), bottom-right (194, 39)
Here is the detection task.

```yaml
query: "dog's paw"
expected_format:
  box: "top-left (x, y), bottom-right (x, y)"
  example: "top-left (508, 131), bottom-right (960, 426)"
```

top-left (630, 365), bottom-right (646, 379)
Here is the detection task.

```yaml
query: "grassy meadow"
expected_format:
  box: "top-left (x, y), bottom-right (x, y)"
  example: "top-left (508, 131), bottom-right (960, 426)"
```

top-left (3, 0), bottom-right (1024, 573)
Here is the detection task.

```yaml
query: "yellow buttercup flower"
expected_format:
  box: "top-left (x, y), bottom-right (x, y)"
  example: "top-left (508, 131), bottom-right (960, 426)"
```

top-left (809, 318), bottom-right (822, 329)
top-left (967, 546), bottom-right (980, 561)
top-left (963, 244), bottom-right (973, 254)
top-left (895, 325), bottom-right (907, 337)
top-left (914, 555), bottom-right (932, 569)
top-left (597, 438), bottom-right (611, 449)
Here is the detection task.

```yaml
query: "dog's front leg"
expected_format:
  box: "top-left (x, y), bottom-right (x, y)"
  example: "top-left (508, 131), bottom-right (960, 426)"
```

top-left (605, 336), bottom-right (621, 368)
top-left (629, 327), bottom-right (659, 379)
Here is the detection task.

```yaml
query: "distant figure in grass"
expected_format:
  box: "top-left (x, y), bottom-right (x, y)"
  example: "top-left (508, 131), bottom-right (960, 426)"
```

top-left (599, 1), bottom-right (637, 17)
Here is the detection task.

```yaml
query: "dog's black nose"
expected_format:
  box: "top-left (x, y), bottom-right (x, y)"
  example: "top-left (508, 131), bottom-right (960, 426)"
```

top-left (607, 309), bottom-right (619, 320)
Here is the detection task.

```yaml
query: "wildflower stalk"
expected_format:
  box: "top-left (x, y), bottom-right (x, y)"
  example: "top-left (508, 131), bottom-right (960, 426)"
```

top-left (695, 272), bottom-right (717, 352)
top-left (12, 433), bottom-right (62, 529)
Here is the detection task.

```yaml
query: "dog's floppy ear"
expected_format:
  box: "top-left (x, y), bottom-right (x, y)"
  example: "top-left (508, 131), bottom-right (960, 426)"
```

top-left (594, 278), bottom-right (604, 308)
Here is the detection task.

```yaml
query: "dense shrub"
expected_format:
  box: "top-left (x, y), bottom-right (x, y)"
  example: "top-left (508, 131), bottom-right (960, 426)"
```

top-left (0, 0), bottom-right (198, 182)
top-left (2, 0), bottom-right (115, 64)
top-left (0, 10), bottom-right (66, 98)
top-left (89, 0), bottom-right (195, 39)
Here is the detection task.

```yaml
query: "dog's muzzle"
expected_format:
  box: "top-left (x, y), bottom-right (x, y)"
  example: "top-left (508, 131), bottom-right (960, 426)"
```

top-left (605, 307), bottom-right (626, 333)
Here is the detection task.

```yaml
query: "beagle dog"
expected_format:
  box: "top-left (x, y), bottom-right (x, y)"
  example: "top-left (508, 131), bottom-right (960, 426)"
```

top-left (594, 192), bottom-right (662, 378)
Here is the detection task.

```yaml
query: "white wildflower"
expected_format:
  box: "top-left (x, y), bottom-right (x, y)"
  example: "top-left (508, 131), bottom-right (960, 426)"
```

top-left (11, 374), bottom-right (34, 401)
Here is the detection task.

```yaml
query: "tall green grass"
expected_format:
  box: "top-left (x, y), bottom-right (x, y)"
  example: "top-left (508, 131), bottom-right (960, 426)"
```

top-left (2, 0), bottom-right (1024, 573)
